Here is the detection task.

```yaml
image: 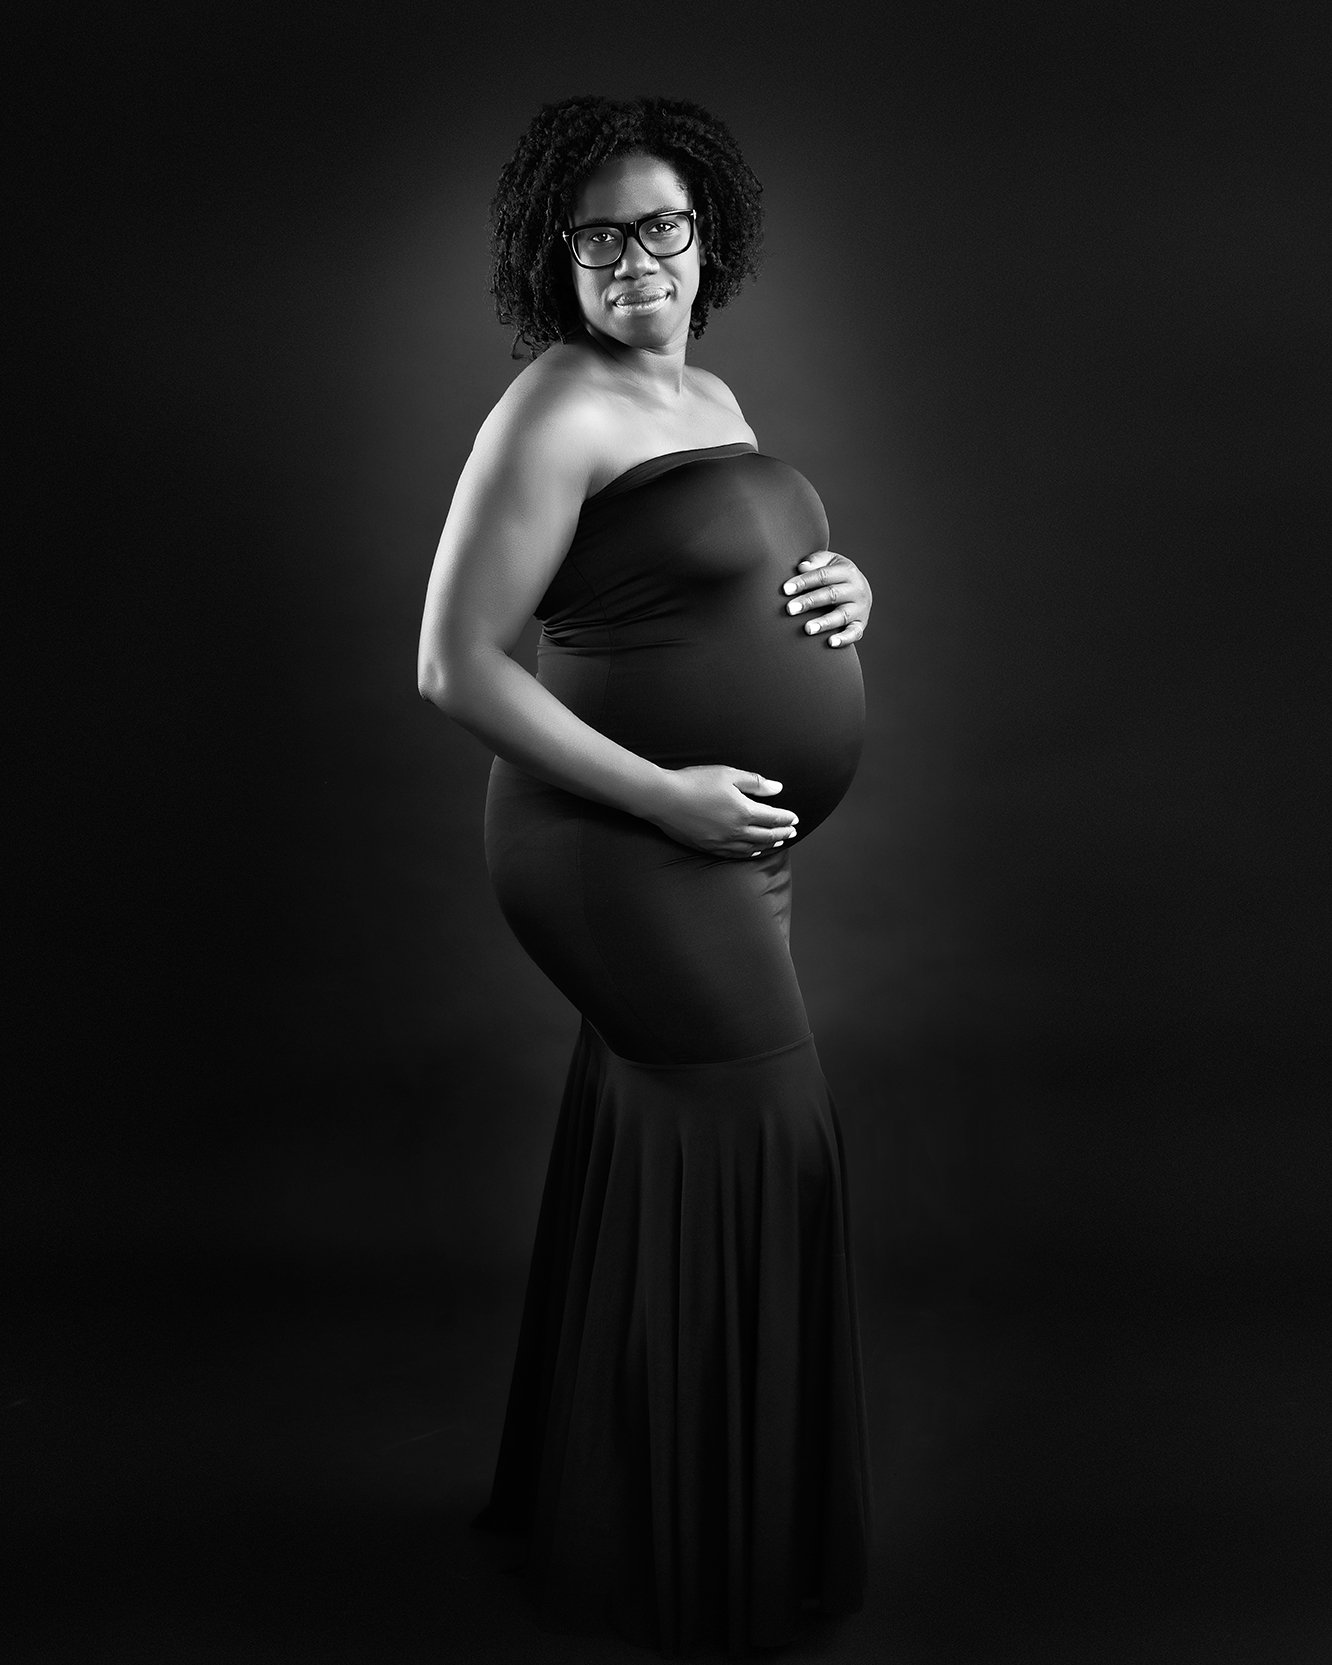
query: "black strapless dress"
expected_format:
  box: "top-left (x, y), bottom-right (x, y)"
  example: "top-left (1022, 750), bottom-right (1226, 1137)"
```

top-left (478, 445), bottom-right (871, 1655)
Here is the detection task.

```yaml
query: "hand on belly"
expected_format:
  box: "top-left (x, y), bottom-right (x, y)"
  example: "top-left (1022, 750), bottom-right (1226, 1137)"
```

top-left (641, 764), bottom-right (800, 859)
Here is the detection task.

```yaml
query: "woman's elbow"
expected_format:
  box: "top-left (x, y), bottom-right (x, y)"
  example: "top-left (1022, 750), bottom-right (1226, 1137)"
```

top-left (417, 653), bottom-right (455, 710)
top-left (418, 641), bottom-right (492, 715)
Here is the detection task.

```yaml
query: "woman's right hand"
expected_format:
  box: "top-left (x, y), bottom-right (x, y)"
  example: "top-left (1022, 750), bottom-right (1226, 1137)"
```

top-left (645, 766), bottom-right (800, 858)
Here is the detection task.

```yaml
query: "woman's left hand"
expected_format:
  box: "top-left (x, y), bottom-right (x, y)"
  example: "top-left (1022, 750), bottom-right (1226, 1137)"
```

top-left (782, 551), bottom-right (872, 648)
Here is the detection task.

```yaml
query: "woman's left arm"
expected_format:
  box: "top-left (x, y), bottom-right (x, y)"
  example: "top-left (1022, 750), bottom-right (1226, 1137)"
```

top-left (782, 551), bottom-right (872, 648)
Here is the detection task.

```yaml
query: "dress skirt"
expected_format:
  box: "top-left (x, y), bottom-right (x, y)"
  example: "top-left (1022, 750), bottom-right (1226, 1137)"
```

top-left (476, 762), bottom-right (872, 1656)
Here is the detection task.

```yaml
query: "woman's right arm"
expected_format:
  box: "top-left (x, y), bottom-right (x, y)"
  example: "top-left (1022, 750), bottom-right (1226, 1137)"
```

top-left (416, 384), bottom-right (799, 857)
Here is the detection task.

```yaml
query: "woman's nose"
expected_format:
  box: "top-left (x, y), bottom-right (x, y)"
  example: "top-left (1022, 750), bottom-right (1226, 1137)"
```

top-left (616, 235), bottom-right (658, 275)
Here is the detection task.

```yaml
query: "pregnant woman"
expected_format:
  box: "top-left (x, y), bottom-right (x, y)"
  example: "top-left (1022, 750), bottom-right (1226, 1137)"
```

top-left (417, 95), bottom-right (873, 1655)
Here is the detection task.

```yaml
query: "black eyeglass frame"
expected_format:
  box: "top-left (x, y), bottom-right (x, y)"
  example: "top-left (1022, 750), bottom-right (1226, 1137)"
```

top-left (561, 208), bottom-right (698, 269)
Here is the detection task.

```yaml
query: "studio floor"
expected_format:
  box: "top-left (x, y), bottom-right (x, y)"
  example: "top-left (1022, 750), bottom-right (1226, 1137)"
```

top-left (6, 1249), bottom-right (1327, 1664)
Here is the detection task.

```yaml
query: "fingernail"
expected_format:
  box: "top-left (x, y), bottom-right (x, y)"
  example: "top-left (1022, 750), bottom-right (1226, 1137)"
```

top-left (783, 580), bottom-right (798, 595)
top-left (805, 620), bottom-right (819, 634)
top-left (787, 600), bottom-right (802, 614)
top-left (829, 635), bottom-right (841, 646)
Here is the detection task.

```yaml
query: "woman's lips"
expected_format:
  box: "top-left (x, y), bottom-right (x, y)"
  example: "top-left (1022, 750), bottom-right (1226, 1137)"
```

top-left (612, 288), bottom-right (669, 310)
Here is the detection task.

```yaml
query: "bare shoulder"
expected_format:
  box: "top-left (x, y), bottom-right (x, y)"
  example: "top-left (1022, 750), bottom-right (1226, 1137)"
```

top-left (686, 364), bottom-right (740, 407)
top-left (686, 366), bottom-right (754, 430)
top-left (476, 341), bottom-right (616, 467)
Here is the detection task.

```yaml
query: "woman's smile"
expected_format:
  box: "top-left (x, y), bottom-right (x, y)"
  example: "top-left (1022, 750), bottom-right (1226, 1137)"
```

top-left (612, 286), bottom-right (671, 313)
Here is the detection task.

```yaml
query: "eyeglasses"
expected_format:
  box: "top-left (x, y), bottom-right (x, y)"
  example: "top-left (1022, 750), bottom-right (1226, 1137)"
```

top-left (562, 208), bottom-right (697, 270)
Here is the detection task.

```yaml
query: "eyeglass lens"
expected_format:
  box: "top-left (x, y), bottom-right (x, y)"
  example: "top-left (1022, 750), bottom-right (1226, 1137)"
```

top-left (570, 213), bottom-right (693, 268)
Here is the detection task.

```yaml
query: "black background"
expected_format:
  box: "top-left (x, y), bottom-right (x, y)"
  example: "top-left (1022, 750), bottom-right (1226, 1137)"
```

top-left (12, 3), bottom-right (1328, 1659)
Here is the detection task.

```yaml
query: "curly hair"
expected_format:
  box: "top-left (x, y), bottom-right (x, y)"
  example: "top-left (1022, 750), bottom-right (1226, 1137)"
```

top-left (488, 95), bottom-right (764, 355)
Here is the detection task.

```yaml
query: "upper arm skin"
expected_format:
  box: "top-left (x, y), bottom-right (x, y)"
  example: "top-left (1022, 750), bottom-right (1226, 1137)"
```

top-left (418, 375), bottom-right (601, 691)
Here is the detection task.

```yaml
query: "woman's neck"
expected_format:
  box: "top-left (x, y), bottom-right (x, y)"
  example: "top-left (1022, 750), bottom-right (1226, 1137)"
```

top-left (579, 324), bottom-right (690, 399)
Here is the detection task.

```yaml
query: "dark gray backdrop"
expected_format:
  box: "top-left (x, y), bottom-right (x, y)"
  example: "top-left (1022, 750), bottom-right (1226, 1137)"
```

top-left (13, 3), bottom-right (1327, 1659)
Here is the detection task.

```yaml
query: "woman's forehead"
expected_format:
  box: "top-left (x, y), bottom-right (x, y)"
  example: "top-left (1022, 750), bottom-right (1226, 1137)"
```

top-left (572, 154), bottom-right (691, 221)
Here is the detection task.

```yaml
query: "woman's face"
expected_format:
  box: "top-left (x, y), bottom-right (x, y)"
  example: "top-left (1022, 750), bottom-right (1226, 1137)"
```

top-left (567, 153), bottom-right (703, 349)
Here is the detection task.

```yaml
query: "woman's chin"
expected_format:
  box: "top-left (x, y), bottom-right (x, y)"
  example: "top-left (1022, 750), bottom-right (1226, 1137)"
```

top-left (599, 301), bottom-right (689, 348)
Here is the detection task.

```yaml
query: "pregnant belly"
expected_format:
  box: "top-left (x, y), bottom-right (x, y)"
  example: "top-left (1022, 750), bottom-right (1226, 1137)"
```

top-left (538, 629), bottom-right (865, 835)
